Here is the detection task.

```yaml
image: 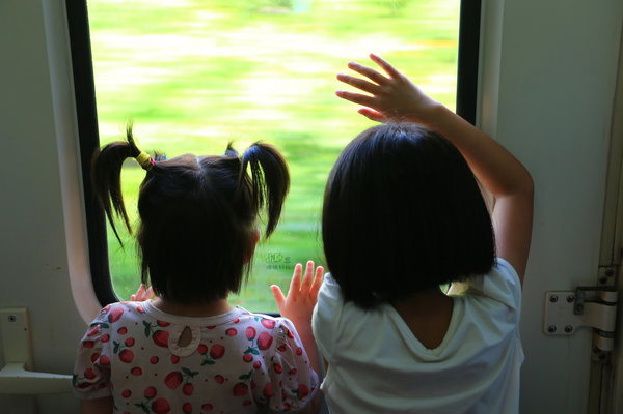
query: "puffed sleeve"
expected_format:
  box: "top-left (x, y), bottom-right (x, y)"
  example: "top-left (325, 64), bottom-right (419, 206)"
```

top-left (252, 318), bottom-right (319, 411)
top-left (72, 308), bottom-right (112, 399)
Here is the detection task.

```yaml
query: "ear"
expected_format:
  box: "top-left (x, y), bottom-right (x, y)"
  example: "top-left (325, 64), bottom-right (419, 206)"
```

top-left (252, 228), bottom-right (261, 244)
top-left (243, 228), bottom-right (261, 264)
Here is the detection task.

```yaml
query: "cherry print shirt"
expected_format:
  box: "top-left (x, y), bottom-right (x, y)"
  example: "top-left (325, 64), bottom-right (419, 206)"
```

top-left (73, 302), bottom-right (318, 414)
top-left (313, 258), bottom-right (523, 414)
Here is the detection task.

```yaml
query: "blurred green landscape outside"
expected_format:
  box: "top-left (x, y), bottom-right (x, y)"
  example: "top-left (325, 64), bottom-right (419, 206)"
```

top-left (89, 0), bottom-right (460, 312)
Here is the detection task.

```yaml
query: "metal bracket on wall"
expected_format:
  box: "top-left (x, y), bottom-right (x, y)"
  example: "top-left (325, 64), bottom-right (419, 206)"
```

top-left (543, 287), bottom-right (618, 352)
top-left (0, 307), bottom-right (72, 394)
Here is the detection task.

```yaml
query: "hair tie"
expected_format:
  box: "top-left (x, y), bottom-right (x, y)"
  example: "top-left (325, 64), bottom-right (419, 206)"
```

top-left (135, 151), bottom-right (155, 171)
top-left (223, 148), bottom-right (238, 157)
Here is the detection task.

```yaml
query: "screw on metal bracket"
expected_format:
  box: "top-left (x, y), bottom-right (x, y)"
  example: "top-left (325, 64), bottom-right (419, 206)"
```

top-left (605, 268), bottom-right (615, 277)
top-left (566, 295), bottom-right (575, 303)
top-left (8, 315), bottom-right (17, 322)
top-left (547, 325), bottom-right (558, 333)
top-left (549, 295), bottom-right (559, 303)
top-left (564, 325), bottom-right (573, 333)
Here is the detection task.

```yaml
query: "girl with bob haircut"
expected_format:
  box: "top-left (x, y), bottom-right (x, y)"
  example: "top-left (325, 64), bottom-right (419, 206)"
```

top-left (314, 55), bottom-right (534, 413)
top-left (73, 127), bottom-right (323, 414)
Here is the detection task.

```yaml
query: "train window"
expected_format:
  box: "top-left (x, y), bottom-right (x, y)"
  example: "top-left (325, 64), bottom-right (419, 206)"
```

top-left (66, 0), bottom-right (480, 311)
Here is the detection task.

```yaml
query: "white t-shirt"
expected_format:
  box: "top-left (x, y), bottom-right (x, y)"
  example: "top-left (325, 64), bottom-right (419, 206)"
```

top-left (313, 259), bottom-right (523, 414)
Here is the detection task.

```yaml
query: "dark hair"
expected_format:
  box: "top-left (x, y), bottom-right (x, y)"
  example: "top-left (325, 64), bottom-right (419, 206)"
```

top-left (92, 125), bottom-right (290, 303)
top-left (322, 122), bottom-right (494, 309)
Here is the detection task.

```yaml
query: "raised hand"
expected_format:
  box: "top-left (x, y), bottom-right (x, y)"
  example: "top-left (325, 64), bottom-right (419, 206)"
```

top-left (271, 261), bottom-right (324, 324)
top-left (336, 53), bottom-right (441, 124)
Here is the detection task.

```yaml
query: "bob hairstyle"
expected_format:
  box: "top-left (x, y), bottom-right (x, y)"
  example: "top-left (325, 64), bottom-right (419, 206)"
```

top-left (92, 126), bottom-right (289, 304)
top-left (322, 122), bottom-right (495, 309)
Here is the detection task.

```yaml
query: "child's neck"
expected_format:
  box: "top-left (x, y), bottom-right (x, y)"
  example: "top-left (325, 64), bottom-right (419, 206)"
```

top-left (151, 297), bottom-right (232, 318)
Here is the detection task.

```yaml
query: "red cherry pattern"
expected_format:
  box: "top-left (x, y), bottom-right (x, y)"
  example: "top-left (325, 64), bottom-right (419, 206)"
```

top-left (86, 325), bottom-right (101, 337)
top-left (261, 319), bottom-right (276, 329)
top-left (118, 349), bottom-right (134, 363)
top-left (183, 383), bottom-right (194, 395)
top-left (153, 330), bottom-right (169, 348)
top-left (210, 344), bottom-right (225, 359)
top-left (245, 327), bottom-right (256, 339)
top-left (297, 384), bottom-right (310, 398)
top-left (258, 332), bottom-right (273, 350)
top-left (164, 372), bottom-right (183, 389)
top-left (107, 306), bottom-right (124, 323)
top-left (144, 386), bottom-right (157, 398)
top-left (83, 368), bottom-right (95, 380)
top-left (232, 382), bottom-right (248, 397)
top-left (273, 363), bottom-right (283, 374)
top-left (151, 397), bottom-right (170, 414)
top-left (75, 305), bottom-right (316, 412)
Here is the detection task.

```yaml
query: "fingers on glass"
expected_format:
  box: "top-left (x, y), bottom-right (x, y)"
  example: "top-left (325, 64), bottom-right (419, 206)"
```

top-left (290, 263), bottom-right (303, 293)
top-left (301, 261), bottom-right (315, 290)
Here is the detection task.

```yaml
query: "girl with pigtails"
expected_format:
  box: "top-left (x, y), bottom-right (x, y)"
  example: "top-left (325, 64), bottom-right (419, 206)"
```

top-left (73, 126), bottom-right (323, 414)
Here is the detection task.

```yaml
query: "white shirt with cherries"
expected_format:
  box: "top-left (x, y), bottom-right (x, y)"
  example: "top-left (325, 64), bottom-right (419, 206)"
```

top-left (74, 302), bottom-right (318, 414)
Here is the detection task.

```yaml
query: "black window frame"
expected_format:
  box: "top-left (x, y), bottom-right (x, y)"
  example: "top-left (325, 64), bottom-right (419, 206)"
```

top-left (65, 0), bottom-right (482, 307)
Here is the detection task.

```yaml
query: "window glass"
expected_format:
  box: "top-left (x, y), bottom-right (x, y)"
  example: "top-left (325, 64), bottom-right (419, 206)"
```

top-left (87, 0), bottom-right (461, 312)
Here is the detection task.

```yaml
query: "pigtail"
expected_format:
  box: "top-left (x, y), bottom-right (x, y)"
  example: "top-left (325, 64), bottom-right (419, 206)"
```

top-left (91, 124), bottom-right (142, 245)
top-left (240, 142), bottom-right (290, 237)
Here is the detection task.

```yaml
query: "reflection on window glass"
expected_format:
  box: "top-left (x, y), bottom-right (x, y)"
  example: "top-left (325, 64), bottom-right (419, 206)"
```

top-left (88, 0), bottom-right (460, 312)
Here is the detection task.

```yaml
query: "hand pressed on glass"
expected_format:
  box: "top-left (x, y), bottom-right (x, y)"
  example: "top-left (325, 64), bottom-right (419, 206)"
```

top-left (271, 261), bottom-right (324, 324)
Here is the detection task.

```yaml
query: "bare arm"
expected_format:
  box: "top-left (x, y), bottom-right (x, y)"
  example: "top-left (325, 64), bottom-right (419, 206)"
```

top-left (80, 396), bottom-right (113, 414)
top-left (336, 54), bottom-right (534, 282)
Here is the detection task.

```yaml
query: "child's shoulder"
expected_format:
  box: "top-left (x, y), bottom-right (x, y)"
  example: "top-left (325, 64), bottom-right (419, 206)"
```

top-left (98, 300), bottom-right (148, 319)
top-left (88, 301), bottom-right (150, 331)
top-left (449, 258), bottom-right (521, 309)
top-left (238, 310), bottom-right (295, 334)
